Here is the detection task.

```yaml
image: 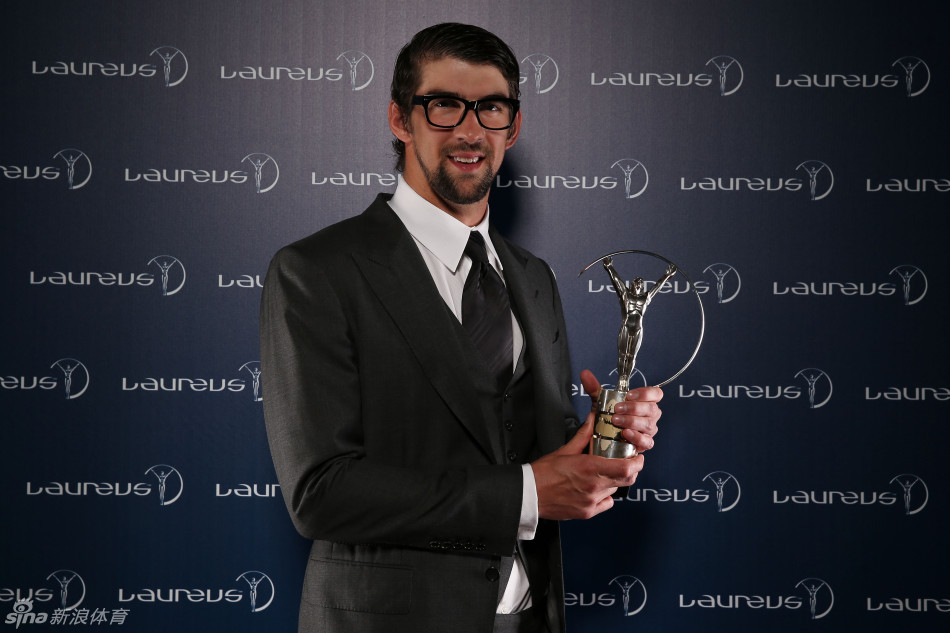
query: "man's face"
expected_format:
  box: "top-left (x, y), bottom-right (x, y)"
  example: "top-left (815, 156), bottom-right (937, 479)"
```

top-left (389, 57), bottom-right (521, 220)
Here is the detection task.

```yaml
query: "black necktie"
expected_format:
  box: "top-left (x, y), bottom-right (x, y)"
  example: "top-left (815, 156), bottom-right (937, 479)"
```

top-left (462, 232), bottom-right (513, 388)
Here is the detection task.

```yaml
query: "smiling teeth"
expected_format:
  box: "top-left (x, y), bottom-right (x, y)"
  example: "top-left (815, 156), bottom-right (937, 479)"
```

top-left (453, 157), bottom-right (480, 164)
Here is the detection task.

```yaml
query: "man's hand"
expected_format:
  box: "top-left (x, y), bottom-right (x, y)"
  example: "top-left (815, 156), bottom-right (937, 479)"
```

top-left (582, 369), bottom-right (662, 453)
top-left (530, 370), bottom-right (663, 521)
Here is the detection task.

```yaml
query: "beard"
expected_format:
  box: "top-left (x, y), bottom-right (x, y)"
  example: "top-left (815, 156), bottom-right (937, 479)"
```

top-left (415, 143), bottom-right (496, 205)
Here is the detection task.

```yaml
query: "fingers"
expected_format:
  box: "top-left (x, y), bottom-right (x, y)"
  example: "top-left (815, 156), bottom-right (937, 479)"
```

top-left (579, 369), bottom-right (602, 401)
top-left (593, 453), bottom-right (644, 488)
top-left (610, 387), bottom-right (663, 452)
top-left (533, 452), bottom-right (643, 520)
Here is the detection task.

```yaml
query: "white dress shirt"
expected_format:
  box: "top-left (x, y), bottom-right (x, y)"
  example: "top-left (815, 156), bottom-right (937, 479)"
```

top-left (388, 175), bottom-right (538, 613)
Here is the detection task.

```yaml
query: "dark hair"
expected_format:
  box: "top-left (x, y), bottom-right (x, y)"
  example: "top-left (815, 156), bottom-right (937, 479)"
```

top-left (390, 23), bottom-right (521, 171)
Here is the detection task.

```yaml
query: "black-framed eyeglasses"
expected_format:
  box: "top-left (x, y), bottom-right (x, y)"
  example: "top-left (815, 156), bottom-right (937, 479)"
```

top-left (411, 94), bottom-right (520, 130)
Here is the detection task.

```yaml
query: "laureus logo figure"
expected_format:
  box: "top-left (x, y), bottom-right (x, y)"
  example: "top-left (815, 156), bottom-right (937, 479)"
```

top-left (603, 257), bottom-right (677, 392)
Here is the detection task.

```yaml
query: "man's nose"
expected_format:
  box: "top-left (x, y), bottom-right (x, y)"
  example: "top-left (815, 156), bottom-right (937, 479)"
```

top-left (454, 107), bottom-right (486, 141)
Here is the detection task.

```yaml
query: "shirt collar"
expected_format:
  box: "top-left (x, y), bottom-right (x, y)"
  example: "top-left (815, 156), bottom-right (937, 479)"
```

top-left (388, 175), bottom-right (501, 274)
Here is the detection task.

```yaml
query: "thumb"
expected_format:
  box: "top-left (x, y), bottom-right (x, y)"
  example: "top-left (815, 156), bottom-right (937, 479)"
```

top-left (580, 369), bottom-right (602, 400)
top-left (557, 414), bottom-right (594, 455)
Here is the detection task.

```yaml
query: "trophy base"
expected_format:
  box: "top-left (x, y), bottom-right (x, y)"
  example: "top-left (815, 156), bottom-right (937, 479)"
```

top-left (590, 435), bottom-right (638, 459)
top-left (589, 388), bottom-right (638, 459)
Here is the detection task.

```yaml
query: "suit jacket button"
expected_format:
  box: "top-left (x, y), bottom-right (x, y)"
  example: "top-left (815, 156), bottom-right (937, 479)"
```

top-left (485, 567), bottom-right (500, 582)
top-left (506, 449), bottom-right (518, 462)
top-left (504, 421), bottom-right (514, 431)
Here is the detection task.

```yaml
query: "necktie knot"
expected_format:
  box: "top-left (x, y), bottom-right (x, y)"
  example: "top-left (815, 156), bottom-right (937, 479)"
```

top-left (464, 231), bottom-right (490, 268)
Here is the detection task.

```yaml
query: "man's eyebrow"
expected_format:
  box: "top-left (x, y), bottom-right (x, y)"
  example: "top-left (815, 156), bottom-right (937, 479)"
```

top-left (421, 90), bottom-right (512, 100)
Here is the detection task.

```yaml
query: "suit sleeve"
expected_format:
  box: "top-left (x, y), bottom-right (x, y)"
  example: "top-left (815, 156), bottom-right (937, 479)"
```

top-left (260, 244), bottom-right (523, 556)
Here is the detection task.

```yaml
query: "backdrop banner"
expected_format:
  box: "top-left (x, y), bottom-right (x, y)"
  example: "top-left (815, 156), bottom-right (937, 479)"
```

top-left (2, 1), bottom-right (946, 631)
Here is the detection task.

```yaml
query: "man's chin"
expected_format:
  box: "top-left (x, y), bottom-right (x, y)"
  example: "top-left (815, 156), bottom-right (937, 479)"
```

top-left (433, 169), bottom-right (494, 206)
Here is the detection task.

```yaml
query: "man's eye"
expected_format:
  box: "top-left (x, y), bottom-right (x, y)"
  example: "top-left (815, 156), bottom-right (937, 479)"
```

top-left (432, 99), bottom-right (461, 109)
top-left (479, 101), bottom-right (507, 113)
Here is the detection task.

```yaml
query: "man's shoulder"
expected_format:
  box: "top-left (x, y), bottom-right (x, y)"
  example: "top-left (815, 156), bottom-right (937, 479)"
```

top-left (490, 229), bottom-right (555, 281)
top-left (275, 193), bottom-right (396, 263)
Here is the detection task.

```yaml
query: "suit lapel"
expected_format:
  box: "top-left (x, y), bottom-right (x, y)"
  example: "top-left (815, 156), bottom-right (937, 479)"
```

top-left (351, 198), bottom-right (504, 463)
top-left (491, 228), bottom-right (567, 455)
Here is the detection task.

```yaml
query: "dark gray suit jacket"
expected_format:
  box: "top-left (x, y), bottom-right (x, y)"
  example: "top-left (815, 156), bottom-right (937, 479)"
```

top-left (260, 194), bottom-right (579, 633)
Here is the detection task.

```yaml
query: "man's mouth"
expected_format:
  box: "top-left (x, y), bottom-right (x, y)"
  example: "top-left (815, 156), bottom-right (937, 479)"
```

top-left (450, 155), bottom-right (483, 165)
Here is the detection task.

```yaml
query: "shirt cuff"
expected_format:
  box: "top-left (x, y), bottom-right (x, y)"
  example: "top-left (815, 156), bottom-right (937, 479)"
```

top-left (518, 464), bottom-right (539, 540)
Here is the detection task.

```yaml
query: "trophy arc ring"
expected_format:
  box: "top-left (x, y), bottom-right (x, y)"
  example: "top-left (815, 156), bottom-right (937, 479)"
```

top-left (579, 249), bottom-right (705, 458)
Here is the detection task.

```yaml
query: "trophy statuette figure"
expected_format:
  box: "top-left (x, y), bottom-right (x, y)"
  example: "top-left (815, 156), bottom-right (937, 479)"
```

top-left (579, 251), bottom-right (704, 458)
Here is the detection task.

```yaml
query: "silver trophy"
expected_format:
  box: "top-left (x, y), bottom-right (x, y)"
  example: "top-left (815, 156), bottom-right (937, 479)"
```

top-left (580, 251), bottom-right (704, 458)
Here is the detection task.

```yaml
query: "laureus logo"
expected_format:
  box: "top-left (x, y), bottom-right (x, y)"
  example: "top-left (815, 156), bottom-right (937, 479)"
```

top-left (520, 54), bottom-right (559, 94)
top-left (890, 474), bottom-right (928, 515)
top-left (795, 578), bottom-right (834, 620)
top-left (795, 160), bottom-right (834, 201)
top-left (608, 576), bottom-right (647, 616)
top-left (702, 263), bottom-right (740, 304)
top-left (147, 255), bottom-right (186, 296)
top-left (702, 471), bottom-right (741, 512)
top-left (144, 464), bottom-right (183, 506)
top-left (46, 570), bottom-right (86, 611)
top-left (336, 50), bottom-right (374, 91)
top-left (611, 159), bottom-right (648, 199)
top-left (149, 46), bottom-right (188, 87)
top-left (241, 153), bottom-right (279, 193)
top-left (889, 265), bottom-right (927, 305)
top-left (235, 571), bottom-right (275, 613)
top-left (891, 56), bottom-right (930, 97)
top-left (705, 56), bottom-right (744, 96)
top-left (50, 358), bottom-right (90, 400)
top-left (53, 149), bottom-right (92, 190)
top-left (239, 361), bottom-right (263, 402)
top-left (794, 368), bottom-right (833, 409)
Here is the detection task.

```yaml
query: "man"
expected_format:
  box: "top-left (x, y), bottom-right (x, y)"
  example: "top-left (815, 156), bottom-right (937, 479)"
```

top-left (260, 23), bottom-right (663, 633)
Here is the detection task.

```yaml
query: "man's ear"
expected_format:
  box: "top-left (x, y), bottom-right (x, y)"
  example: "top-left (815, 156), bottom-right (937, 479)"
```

top-left (505, 109), bottom-right (522, 149)
top-left (388, 101), bottom-right (412, 143)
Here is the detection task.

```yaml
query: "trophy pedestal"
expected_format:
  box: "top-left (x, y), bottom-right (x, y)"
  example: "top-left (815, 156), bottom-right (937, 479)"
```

top-left (590, 388), bottom-right (637, 459)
